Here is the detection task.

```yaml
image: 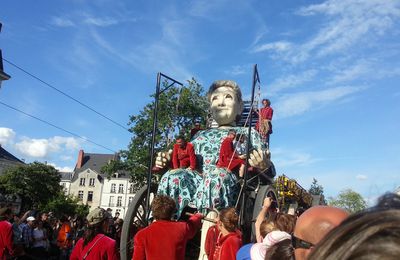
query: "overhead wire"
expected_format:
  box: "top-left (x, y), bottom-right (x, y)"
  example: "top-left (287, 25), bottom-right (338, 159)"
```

top-left (2, 58), bottom-right (130, 132)
top-left (0, 100), bottom-right (117, 153)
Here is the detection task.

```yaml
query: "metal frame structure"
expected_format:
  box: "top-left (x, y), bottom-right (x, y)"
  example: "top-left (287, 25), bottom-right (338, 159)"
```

top-left (238, 64), bottom-right (260, 227)
top-left (145, 72), bottom-right (183, 222)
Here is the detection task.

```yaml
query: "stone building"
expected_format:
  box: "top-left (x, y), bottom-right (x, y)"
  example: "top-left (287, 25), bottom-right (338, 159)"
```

top-left (62, 150), bottom-right (137, 218)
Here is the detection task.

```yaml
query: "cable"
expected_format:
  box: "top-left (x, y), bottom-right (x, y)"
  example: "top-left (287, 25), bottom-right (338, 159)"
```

top-left (2, 58), bottom-right (130, 131)
top-left (0, 100), bottom-right (117, 153)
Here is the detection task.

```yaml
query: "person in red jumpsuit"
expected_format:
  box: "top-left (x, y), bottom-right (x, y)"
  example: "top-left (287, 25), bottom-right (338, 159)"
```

top-left (0, 207), bottom-right (14, 260)
top-left (133, 195), bottom-right (203, 260)
top-left (217, 129), bottom-right (245, 178)
top-left (70, 208), bottom-right (118, 260)
top-left (172, 136), bottom-right (196, 170)
top-left (213, 207), bottom-right (242, 260)
top-left (256, 99), bottom-right (273, 145)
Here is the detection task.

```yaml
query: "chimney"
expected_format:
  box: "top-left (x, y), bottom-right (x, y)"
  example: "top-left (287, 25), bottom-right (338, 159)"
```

top-left (76, 150), bottom-right (84, 169)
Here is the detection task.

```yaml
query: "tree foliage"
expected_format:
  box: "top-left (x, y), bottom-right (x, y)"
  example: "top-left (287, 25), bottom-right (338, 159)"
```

top-left (328, 188), bottom-right (367, 213)
top-left (0, 162), bottom-right (62, 211)
top-left (308, 178), bottom-right (324, 196)
top-left (103, 78), bottom-right (208, 188)
top-left (42, 192), bottom-right (89, 218)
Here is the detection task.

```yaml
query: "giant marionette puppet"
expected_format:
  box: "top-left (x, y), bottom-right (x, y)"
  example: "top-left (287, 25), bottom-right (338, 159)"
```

top-left (155, 80), bottom-right (273, 217)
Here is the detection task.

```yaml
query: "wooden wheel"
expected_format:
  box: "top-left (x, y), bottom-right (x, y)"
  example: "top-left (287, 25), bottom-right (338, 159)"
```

top-left (120, 183), bottom-right (157, 260)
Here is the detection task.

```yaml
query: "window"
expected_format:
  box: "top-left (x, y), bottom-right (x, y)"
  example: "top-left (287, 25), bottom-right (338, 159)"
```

top-left (87, 191), bottom-right (93, 202)
top-left (89, 178), bottom-right (95, 186)
top-left (111, 184), bottom-right (116, 193)
top-left (79, 178), bottom-right (85, 186)
top-left (61, 183), bottom-right (66, 187)
top-left (129, 184), bottom-right (135, 194)
top-left (109, 196), bottom-right (114, 207)
top-left (118, 184), bottom-right (124, 193)
top-left (117, 196), bottom-right (122, 207)
top-left (128, 197), bottom-right (134, 205)
top-left (78, 191), bottom-right (84, 200)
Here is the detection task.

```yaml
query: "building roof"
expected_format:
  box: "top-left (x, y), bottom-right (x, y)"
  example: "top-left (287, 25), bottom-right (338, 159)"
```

top-left (72, 153), bottom-right (115, 181)
top-left (60, 171), bottom-right (72, 181)
top-left (0, 145), bottom-right (24, 175)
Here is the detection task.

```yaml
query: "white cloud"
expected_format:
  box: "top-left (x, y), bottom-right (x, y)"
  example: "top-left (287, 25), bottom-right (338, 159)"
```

top-left (15, 136), bottom-right (81, 158)
top-left (0, 127), bottom-right (16, 145)
top-left (269, 70), bottom-right (317, 93)
top-left (89, 22), bottom-right (192, 81)
top-left (48, 163), bottom-right (74, 172)
top-left (84, 17), bottom-right (118, 27)
top-left (254, 0), bottom-right (400, 64)
top-left (251, 41), bottom-right (292, 53)
top-left (356, 174), bottom-right (368, 181)
top-left (51, 17), bottom-right (75, 27)
top-left (275, 86), bottom-right (361, 118)
top-left (273, 148), bottom-right (315, 167)
top-left (224, 64), bottom-right (252, 76)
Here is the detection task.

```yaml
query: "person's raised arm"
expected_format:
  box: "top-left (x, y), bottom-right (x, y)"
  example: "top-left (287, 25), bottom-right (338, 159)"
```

top-left (255, 197), bottom-right (272, 243)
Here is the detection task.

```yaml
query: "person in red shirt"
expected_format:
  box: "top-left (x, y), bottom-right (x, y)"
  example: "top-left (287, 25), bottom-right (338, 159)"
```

top-left (133, 195), bottom-right (203, 260)
top-left (213, 207), bottom-right (242, 260)
top-left (172, 136), bottom-right (196, 170)
top-left (0, 207), bottom-right (14, 260)
top-left (70, 208), bottom-right (118, 260)
top-left (217, 130), bottom-right (246, 178)
top-left (190, 122), bottom-right (203, 139)
top-left (256, 99), bottom-right (273, 145)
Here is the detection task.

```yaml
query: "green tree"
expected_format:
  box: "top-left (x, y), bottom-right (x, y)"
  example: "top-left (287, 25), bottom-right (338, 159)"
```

top-left (42, 192), bottom-right (89, 218)
top-left (328, 189), bottom-right (367, 213)
top-left (102, 78), bottom-right (208, 188)
top-left (0, 162), bottom-right (62, 211)
top-left (308, 178), bottom-right (324, 195)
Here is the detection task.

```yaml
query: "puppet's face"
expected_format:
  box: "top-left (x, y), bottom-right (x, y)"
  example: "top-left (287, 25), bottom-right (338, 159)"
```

top-left (209, 86), bottom-right (241, 126)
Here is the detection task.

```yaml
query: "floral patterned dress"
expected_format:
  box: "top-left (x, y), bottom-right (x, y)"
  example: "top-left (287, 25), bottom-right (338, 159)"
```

top-left (158, 127), bottom-right (266, 216)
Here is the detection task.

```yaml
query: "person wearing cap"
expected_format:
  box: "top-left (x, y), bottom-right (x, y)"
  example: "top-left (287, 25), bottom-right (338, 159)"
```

top-left (133, 195), bottom-right (203, 260)
top-left (21, 215), bottom-right (35, 253)
top-left (0, 207), bottom-right (14, 259)
top-left (70, 208), bottom-right (118, 260)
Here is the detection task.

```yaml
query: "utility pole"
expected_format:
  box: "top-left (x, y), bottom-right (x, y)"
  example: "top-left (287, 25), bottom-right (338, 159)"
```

top-left (0, 22), bottom-right (11, 89)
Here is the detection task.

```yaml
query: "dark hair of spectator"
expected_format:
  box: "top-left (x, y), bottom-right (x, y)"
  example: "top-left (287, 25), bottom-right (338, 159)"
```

top-left (274, 213), bottom-right (296, 234)
top-left (308, 209), bottom-right (400, 260)
top-left (376, 192), bottom-right (400, 210)
top-left (262, 99), bottom-right (271, 106)
top-left (151, 195), bottom-right (177, 220)
top-left (176, 135), bottom-right (186, 141)
top-left (264, 239), bottom-right (294, 260)
top-left (219, 207), bottom-right (239, 232)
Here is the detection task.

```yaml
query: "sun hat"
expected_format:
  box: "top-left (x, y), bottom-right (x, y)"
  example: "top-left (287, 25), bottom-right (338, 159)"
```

top-left (26, 216), bottom-right (35, 222)
top-left (86, 208), bottom-right (111, 226)
top-left (250, 231), bottom-right (291, 260)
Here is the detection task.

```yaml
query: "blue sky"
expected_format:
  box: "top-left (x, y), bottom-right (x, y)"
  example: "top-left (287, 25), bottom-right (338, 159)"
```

top-left (1, 0), bottom-right (399, 203)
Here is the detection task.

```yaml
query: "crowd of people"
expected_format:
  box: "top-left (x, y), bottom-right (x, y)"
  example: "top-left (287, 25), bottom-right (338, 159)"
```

top-left (0, 206), bottom-right (122, 259)
top-left (131, 192), bottom-right (400, 260)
